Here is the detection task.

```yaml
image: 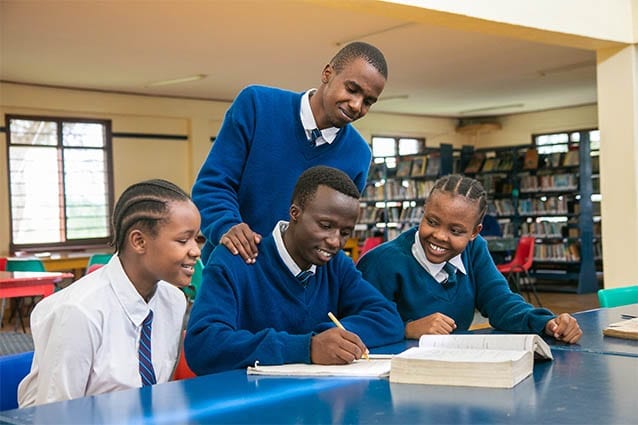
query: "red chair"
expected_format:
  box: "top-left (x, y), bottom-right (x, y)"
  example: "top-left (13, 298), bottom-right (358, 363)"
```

top-left (496, 236), bottom-right (542, 306)
top-left (358, 236), bottom-right (384, 259)
top-left (172, 331), bottom-right (196, 380)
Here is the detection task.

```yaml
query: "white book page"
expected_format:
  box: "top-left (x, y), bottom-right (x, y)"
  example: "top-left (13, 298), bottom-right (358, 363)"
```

top-left (397, 347), bottom-right (526, 362)
top-left (247, 356), bottom-right (392, 377)
top-left (418, 334), bottom-right (552, 359)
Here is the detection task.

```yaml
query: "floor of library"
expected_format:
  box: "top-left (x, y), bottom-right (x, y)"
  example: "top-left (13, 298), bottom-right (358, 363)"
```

top-left (1, 291), bottom-right (600, 335)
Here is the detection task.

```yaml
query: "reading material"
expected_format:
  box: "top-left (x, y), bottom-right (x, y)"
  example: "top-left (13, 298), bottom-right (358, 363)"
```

top-left (602, 317), bottom-right (638, 340)
top-left (246, 355), bottom-right (393, 377)
top-left (390, 334), bottom-right (552, 388)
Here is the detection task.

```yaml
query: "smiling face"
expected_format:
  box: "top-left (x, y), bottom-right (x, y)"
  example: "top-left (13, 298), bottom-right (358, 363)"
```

top-left (139, 199), bottom-right (201, 288)
top-left (418, 191), bottom-right (483, 264)
top-left (313, 58), bottom-right (386, 129)
top-left (285, 185), bottom-right (360, 270)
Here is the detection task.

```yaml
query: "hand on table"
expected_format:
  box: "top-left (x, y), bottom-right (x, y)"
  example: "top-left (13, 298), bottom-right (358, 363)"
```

top-left (404, 313), bottom-right (457, 339)
top-left (545, 313), bottom-right (582, 344)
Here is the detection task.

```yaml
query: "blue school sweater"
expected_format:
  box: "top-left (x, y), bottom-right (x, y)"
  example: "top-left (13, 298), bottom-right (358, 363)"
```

top-left (356, 227), bottom-right (555, 333)
top-left (185, 234), bottom-right (404, 375)
top-left (192, 85), bottom-right (372, 262)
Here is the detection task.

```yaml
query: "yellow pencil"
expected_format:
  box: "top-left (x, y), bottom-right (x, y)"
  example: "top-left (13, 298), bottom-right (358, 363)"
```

top-left (327, 311), bottom-right (369, 361)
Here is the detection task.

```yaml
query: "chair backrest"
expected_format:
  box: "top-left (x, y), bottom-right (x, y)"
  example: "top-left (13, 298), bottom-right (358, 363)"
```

top-left (359, 236), bottom-right (384, 258)
top-left (597, 285), bottom-right (638, 308)
top-left (172, 331), bottom-right (196, 380)
top-left (86, 263), bottom-right (105, 275)
top-left (511, 237), bottom-right (535, 270)
top-left (0, 257), bottom-right (7, 271)
top-left (6, 258), bottom-right (46, 272)
top-left (182, 259), bottom-right (203, 302)
top-left (87, 253), bottom-right (113, 267)
top-left (0, 351), bottom-right (34, 411)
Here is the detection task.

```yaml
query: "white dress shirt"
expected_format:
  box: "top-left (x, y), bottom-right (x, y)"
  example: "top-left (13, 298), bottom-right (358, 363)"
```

top-left (300, 89), bottom-right (339, 146)
top-left (18, 256), bottom-right (187, 407)
top-left (411, 231), bottom-right (466, 284)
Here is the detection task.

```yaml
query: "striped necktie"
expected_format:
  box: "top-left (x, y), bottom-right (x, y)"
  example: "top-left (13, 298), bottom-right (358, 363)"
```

top-left (296, 269), bottom-right (313, 284)
top-left (309, 128), bottom-right (321, 145)
top-left (139, 310), bottom-right (157, 386)
top-left (442, 262), bottom-right (457, 288)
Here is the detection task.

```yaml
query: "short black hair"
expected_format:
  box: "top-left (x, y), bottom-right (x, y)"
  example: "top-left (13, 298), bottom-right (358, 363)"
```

top-left (291, 166), bottom-right (360, 209)
top-left (111, 179), bottom-right (191, 252)
top-left (428, 174), bottom-right (488, 226)
top-left (331, 41), bottom-right (388, 80)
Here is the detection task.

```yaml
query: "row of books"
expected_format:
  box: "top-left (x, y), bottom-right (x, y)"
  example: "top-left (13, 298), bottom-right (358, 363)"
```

top-left (519, 173), bottom-right (578, 192)
top-left (534, 242), bottom-right (581, 262)
top-left (358, 206), bottom-right (424, 226)
top-left (518, 197), bottom-right (569, 215)
top-left (362, 180), bottom-right (435, 202)
top-left (464, 147), bottom-right (583, 174)
top-left (520, 221), bottom-right (566, 238)
top-left (393, 154), bottom-right (441, 178)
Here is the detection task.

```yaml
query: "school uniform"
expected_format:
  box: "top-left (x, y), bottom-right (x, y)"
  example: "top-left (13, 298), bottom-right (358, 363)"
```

top-left (185, 221), bottom-right (404, 375)
top-left (357, 227), bottom-right (555, 332)
top-left (18, 256), bottom-right (187, 407)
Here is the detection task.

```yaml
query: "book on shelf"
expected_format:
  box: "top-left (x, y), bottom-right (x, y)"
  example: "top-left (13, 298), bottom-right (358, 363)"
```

top-left (410, 156), bottom-right (427, 177)
top-left (425, 153), bottom-right (441, 176)
top-left (395, 160), bottom-right (412, 178)
top-left (463, 152), bottom-right (485, 174)
top-left (389, 334), bottom-right (552, 389)
top-left (522, 147), bottom-right (538, 170)
top-left (481, 157), bottom-right (499, 172)
top-left (368, 163), bottom-right (385, 181)
top-left (602, 317), bottom-right (638, 341)
top-left (562, 149), bottom-right (579, 166)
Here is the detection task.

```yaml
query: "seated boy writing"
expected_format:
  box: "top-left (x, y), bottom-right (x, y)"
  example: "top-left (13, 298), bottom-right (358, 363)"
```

top-left (185, 166), bottom-right (404, 375)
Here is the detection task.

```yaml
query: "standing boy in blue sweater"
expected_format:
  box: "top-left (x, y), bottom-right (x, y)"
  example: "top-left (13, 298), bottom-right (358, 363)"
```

top-left (357, 174), bottom-right (582, 343)
top-left (185, 166), bottom-right (404, 375)
top-left (192, 42), bottom-right (387, 264)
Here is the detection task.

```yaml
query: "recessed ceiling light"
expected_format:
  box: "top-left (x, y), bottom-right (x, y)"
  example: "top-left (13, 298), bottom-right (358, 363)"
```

top-left (146, 74), bottom-right (207, 87)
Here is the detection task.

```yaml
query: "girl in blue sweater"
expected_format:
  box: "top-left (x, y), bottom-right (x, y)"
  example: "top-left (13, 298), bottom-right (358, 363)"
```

top-left (357, 174), bottom-right (582, 344)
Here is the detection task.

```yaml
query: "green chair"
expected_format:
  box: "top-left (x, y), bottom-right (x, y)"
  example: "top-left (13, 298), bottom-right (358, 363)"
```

top-left (597, 285), bottom-right (638, 308)
top-left (182, 259), bottom-right (203, 303)
top-left (5, 258), bottom-right (47, 331)
top-left (87, 253), bottom-right (113, 268)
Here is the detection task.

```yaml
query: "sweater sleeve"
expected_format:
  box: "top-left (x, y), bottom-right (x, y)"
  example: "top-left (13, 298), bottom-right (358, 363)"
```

top-left (184, 256), bottom-right (312, 375)
top-left (328, 255), bottom-right (404, 348)
top-left (191, 86), bottom-right (256, 250)
top-left (470, 237), bottom-right (555, 333)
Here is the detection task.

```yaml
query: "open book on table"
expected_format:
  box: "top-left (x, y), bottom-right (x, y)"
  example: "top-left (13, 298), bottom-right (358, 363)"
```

top-left (389, 334), bottom-right (552, 389)
top-left (603, 317), bottom-right (638, 340)
top-left (246, 354), bottom-right (393, 378)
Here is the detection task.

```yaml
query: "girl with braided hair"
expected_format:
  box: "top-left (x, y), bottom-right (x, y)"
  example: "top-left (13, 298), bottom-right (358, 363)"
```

top-left (19, 179), bottom-right (200, 406)
top-left (357, 174), bottom-right (581, 343)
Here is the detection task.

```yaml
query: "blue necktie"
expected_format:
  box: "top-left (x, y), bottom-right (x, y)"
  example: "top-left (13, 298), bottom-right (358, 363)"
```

top-left (309, 128), bottom-right (321, 145)
top-left (296, 269), bottom-right (313, 284)
top-left (139, 310), bottom-right (157, 386)
top-left (442, 262), bottom-right (457, 288)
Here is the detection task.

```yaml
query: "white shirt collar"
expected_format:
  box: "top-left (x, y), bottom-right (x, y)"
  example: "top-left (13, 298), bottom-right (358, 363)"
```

top-left (300, 89), bottom-right (339, 146)
top-left (273, 220), bottom-right (317, 278)
top-left (411, 231), bottom-right (466, 283)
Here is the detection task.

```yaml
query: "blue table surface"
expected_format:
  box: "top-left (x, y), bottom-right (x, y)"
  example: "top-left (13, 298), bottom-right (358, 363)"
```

top-left (1, 306), bottom-right (637, 424)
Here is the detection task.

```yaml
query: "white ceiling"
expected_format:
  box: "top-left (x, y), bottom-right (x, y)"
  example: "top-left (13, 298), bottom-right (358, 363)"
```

top-left (0, 1), bottom-right (598, 118)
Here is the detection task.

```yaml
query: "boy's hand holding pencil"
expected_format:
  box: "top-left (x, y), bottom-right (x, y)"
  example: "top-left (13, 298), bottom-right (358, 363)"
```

top-left (309, 312), bottom-right (370, 364)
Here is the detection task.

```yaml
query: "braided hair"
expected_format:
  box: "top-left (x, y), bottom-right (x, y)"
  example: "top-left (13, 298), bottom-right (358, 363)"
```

top-left (428, 174), bottom-right (488, 226)
top-left (111, 179), bottom-right (191, 252)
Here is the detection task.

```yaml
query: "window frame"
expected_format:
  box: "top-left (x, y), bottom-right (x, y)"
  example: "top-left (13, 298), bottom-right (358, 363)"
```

top-left (6, 114), bottom-right (115, 254)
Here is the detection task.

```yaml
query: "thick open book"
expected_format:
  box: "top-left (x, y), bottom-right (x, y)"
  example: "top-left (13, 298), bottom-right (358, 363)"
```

top-left (246, 354), bottom-right (393, 377)
top-left (603, 317), bottom-right (638, 340)
top-left (390, 334), bottom-right (552, 388)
